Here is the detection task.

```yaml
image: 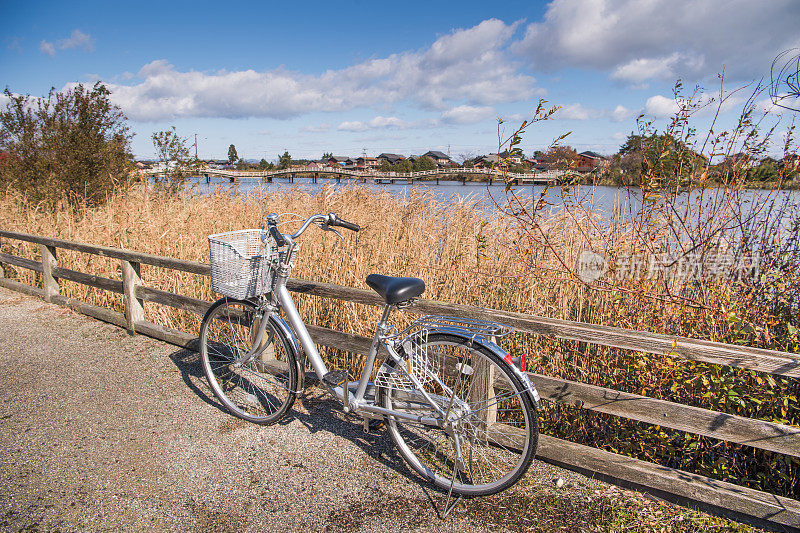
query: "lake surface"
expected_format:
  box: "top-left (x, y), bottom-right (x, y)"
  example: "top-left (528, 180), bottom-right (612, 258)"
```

top-left (187, 175), bottom-right (800, 221)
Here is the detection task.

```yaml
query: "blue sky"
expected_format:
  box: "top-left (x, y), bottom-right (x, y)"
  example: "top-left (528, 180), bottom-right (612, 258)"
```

top-left (3, 0), bottom-right (800, 161)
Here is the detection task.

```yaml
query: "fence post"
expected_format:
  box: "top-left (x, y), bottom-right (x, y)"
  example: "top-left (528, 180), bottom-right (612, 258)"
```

top-left (40, 244), bottom-right (59, 302)
top-left (121, 260), bottom-right (144, 334)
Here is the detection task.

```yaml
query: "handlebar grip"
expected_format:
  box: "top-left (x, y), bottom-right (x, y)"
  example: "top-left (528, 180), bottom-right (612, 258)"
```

top-left (329, 214), bottom-right (360, 232)
top-left (269, 225), bottom-right (287, 247)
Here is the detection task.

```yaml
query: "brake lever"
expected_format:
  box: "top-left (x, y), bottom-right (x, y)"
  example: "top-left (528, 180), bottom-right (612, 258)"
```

top-left (317, 222), bottom-right (344, 241)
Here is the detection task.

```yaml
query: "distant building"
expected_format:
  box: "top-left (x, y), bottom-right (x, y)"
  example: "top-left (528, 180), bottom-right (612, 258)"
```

top-left (326, 156), bottom-right (350, 167)
top-left (576, 151), bottom-right (608, 172)
top-left (423, 150), bottom-right (453, 167)
top-left (356, 156), bottom-right (379, 169)
top-left (377, 153), bottom-right (405, 165)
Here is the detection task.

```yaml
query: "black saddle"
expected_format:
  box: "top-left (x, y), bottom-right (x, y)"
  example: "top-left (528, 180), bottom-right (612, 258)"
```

top-left (365, 274), bottom-right (425, 305)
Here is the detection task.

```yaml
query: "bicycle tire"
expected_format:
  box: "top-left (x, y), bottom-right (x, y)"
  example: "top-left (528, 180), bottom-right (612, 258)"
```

top-left (199, 298), bottom-right (298, 424)
top-left (381, 333), bottom-right (538, 496)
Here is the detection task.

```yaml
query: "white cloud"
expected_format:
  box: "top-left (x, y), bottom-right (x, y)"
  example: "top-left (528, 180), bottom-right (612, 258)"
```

top-left (337, 116), bottom-right (414, 132)
top-left (57, 29), bottom-right (94, 52)
top-left (612, 131), bottom-right (627, 141)
top-left (644, 95), bottom-right (680, 117)
top-left (39, 29), bottom-right (94, 57)
top-left (39, 40), bottom-right (55, 57)
top-left (610, 53), bottom-right (706, 83)
top-left (556, 103), bottom-right (602, 120)
top-left (301, 123), bottom-right (332, 133)
top-left (337, 121), bottom-right (368, 132)
top-left (514, 0), bottom-right (800, 83)
top-left (440, 105), bottom-right (495, 124)
top-left (610, 104), bottom-right (636, 122)
top-left (99, 19), bottom-right (539, 122)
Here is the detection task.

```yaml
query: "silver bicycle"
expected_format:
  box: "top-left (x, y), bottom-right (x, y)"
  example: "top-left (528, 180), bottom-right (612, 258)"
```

top-left (199, 212), bottom-right (541, 496)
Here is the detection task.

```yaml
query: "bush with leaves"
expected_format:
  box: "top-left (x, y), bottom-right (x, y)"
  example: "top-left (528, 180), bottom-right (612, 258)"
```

top-left (0, 82), bottom-right (134, 207)
top-left (151, 127), bottom-right (196, 193)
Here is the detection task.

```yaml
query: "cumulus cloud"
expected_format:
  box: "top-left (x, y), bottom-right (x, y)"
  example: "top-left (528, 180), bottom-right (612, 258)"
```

top-left (440, 105), bottom-right (495, 124)
top-left (555, 103), bottom-right (603, 120)
top-left (39, 40), bottom-right (55, 57)
top-left (610, 104), bottom-right (636, 122)
top-left (100, 19), bottom-right (538, 122)
top-left (58, 29), bottom-right (94, 52)
top-left (39, 29), bottom-right (94, 57)
top-left (644, 95), bottom-right (680, 117)
top-left (514, 0), bottom-right (800, 83)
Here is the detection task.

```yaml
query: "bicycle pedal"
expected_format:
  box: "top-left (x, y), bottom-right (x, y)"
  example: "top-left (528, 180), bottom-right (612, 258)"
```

top-left (363, 418), bottom-right (384, 433)
top-left (322, 369), bottom-right (349, 388)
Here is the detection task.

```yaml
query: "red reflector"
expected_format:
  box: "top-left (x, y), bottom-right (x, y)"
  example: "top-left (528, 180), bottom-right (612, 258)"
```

top-left (520, 353), bottom-right (527, 372)
top-left (505, 354), bottom-right (513, 365)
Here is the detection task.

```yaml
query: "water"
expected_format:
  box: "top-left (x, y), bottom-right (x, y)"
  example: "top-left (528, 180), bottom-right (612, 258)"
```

top-left (186, 175), bottom-right (800, 221)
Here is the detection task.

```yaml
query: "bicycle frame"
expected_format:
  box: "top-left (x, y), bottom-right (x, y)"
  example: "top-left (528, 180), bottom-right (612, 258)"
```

top-left (243, 214), bottom-right (540, 428)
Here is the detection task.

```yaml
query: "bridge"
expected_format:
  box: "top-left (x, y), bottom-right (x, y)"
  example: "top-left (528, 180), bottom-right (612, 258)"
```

top-left (154, 166), bottom-right (564, 186)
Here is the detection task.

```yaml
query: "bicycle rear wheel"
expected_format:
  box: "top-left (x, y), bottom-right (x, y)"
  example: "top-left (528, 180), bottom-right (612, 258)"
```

top-left (199, 298), bottom-right (298, 424)
top-left (381, 333), bottom-right (537, 496)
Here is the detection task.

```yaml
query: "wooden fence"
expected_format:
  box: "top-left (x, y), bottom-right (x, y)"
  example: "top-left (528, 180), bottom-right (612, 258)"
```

top-left (1, 228), bottom-right (799, 531)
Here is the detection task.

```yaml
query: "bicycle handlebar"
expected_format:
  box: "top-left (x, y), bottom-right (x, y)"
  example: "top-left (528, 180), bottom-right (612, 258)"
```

top-left (327, 213), bottom-right (360, 232)
top-left (265, 212), bottom-right (360, 246)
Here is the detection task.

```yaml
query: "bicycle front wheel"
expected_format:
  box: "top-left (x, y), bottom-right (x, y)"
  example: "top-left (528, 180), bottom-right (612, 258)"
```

top-left (199, 298), bottom-right (298, 424)
top-left (381, 333), bottom-right (538, 496)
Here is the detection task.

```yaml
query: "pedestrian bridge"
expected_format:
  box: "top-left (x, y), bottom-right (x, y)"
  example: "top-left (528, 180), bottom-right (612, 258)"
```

top-left (178, 166), bottom-right (563, 185)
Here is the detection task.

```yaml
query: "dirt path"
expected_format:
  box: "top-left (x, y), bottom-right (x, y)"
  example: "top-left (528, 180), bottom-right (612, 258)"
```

top-left (0, 286), bottom-right (606, 532)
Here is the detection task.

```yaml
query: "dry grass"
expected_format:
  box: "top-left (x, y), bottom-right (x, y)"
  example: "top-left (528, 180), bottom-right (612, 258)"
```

top-left (0, 184), bottom-right (798, 499)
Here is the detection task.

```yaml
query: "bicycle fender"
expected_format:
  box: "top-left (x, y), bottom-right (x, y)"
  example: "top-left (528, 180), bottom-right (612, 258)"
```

top-left (421, 327), bottom-right (541, 409)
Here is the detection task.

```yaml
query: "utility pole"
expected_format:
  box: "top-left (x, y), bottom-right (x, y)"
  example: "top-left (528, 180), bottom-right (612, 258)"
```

top-left (194, 134), bottom-right (198, 159)
top-left (447, 144), bottom-right (451, 159)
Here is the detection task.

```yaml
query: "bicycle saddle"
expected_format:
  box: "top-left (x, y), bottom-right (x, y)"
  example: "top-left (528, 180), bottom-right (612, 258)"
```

top-left (365, 274), bottom-right (425, 305)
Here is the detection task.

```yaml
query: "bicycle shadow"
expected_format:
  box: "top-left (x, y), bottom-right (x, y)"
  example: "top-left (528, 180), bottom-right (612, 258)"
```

top-left (167, 347), bottom-right (437, 493)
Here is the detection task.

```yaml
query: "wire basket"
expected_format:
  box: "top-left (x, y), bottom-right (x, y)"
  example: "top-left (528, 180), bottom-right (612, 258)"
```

top-left (208, 229), bottom-right (276, 299)
top-left (375, 330), bottom-right (439, 392)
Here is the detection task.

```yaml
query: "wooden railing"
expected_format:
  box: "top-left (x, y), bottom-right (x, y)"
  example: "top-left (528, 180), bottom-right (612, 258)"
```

top-left (1, 228), bottom-right (799, 530)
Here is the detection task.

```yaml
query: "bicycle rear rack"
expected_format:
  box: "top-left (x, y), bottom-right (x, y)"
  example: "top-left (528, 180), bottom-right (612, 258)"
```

top-left (389, 315), bottom-right (513, 340)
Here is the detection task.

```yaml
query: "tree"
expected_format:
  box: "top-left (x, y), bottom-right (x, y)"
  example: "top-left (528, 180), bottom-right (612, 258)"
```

top-left (617, 133), bottom-right (703, 186)
top-left (394, 159), bottom-right (413, 173)
top-left (412, 156), bottom-right (436, 171)
top-left (322, 152), bottom-right (333, 160)
top-left (259, 158), bottom-right (275, 170)
top-left (539, 145), bottom-right (578, 170)
top-left (0, 82), bottom-right (134, 207)
top-left (228, 144), bottom-right (238, 164)
top-left (277, 151), bottom-right (292, 170)
top-left (151, 127), bottom-right (193, 193)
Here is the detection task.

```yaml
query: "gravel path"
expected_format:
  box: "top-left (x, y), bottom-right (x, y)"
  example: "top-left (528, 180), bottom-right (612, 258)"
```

top-left (0, 286), bottom-right (607, 532)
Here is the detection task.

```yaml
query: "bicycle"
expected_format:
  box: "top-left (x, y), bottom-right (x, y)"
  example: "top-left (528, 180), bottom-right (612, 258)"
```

top-left (199, 212), bottom-right (541, 497)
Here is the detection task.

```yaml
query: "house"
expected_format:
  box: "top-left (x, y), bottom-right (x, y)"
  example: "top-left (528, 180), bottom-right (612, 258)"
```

top-left (727, 153), bottom-right (758, 169)
top-left (377, 153), bottom-right (405, 165)
top-left (326, 156), bottom-right (350, 167)
top-left (576, 151), bottom-right (608, 172)
top-left (423, 150), bottom-right (453, 167)
top-left (473, 154), bottom-right (500, 168)
top-left (356, 156), bottom-right (379, 169)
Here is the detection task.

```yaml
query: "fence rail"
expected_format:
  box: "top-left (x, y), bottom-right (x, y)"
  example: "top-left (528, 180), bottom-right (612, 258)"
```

top-left (0, 228), bottom-right (798, 530)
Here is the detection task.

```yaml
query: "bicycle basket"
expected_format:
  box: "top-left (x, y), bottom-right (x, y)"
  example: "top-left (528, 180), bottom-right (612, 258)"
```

top-left (208, 229), bottom-right (276, 299)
